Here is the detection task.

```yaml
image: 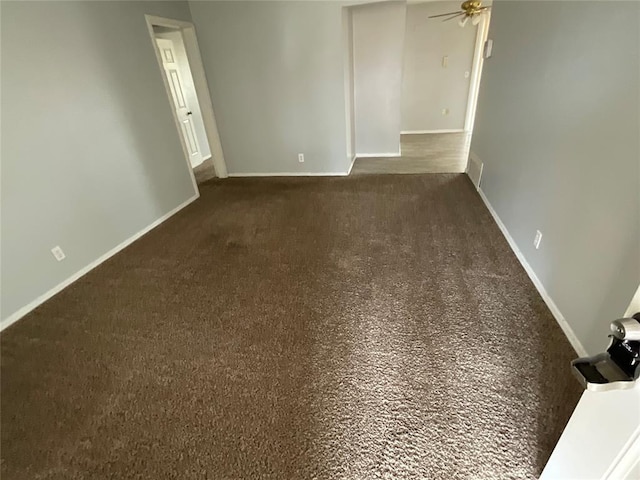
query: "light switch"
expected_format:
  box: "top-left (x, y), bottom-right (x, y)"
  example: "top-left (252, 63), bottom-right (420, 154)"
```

top-left (442, 55), bottom-right (448, 68)
top-left (484, 39), bottom-right (493, 58)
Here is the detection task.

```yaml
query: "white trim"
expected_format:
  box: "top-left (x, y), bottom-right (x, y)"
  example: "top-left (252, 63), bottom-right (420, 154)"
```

top-left (466, 150), bottom-right (484, 188)
top-left (181, 26), bottom-right (228, 178)
top-left (228, 172), bottom-right (350, 177)
top-left (605, 425), bottom-right (640, 479)
top-left (145, 15), bottom-right (193, 29)
top-left (145, 15), bottom-right (228, 179)
top-left (201, 154), bottom-right (212, 162)
top-left (343, 7), bottom-right (357, 166)
top-left (356, 152), bottom-right (401, 158)
top-left (471, 177), bottom-right (587, 357)
top-left (145, 17), bottom-right (199, 193)
top-left (464, 11), bottom-right (491, 133)
top-left (347, 155), bottom-right (357, 175)
top-left (401, 129), bottom-right (464, 134)
top-left (0, 194), bottom-right (200, 332)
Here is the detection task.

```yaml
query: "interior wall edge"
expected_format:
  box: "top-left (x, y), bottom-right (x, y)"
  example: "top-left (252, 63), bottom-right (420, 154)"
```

top-left (0, 194), bottom-right (200, 332)
top-left (465, 166), bottom-right (588, 357)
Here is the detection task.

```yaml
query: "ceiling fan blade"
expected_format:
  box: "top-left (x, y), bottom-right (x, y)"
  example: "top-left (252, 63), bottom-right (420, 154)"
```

top-left (428, 11), bottom-right (462, 18)
top-left (443, 12), bottom-right (466, 22)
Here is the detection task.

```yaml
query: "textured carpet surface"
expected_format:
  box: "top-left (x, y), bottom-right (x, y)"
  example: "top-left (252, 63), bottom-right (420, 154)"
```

top-left (1, 175), bottom-right (581, 479)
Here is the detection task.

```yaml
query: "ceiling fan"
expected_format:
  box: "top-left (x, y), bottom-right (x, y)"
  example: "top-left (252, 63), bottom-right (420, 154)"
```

top-left (428, 1), bottom-right (491, 27)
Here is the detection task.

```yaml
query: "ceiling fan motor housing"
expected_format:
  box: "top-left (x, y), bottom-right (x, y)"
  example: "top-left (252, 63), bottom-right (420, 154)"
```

top-left (461, 1), bottom-right (484, 16)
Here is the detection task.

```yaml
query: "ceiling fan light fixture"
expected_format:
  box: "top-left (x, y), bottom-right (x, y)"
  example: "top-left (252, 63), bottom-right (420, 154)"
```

top-left (461, 0), bottom-right (483, 15)
top-left (428, 0), bottom-right (491, 25)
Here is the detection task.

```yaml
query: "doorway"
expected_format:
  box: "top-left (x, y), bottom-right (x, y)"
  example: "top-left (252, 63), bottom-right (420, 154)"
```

top-left (145, 15), bottom-right (228, 184)
top-left (347, 1), bottom-right (491, 174)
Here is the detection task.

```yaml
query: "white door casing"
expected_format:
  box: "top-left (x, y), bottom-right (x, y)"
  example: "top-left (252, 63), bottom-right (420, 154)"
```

top-left (541, 286), bottom-right (640, 479)
top-left (146, 15), bottom-right (228, 180)
top-left (156, 38), bottom-right (203, 168)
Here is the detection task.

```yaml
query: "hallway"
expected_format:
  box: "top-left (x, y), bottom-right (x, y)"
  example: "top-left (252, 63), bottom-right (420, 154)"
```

top-left (352, 132), bottom-right (471, 174)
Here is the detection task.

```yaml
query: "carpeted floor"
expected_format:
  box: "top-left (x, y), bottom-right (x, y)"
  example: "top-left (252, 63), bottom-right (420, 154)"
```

top-left (1, 174), bottom-right (581, 479)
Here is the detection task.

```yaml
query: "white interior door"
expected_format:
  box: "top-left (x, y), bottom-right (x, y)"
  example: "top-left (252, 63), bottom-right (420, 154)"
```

top-left (156, 37), bottom-right (203, 167)
top-left (541, 288), bottom-right (640, 480)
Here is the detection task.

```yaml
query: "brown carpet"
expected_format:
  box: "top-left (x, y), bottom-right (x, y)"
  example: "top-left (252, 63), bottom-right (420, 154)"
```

top-left (1, 174), bottom-right (581, 479)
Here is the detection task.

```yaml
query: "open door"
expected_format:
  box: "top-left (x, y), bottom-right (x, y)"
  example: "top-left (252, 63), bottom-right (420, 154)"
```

top-left (541, 286), bottom-right (640, 479)
top-left (145, 15), bottom-right (228, 181)
top-left (156, 37), bottom-right (205, 168)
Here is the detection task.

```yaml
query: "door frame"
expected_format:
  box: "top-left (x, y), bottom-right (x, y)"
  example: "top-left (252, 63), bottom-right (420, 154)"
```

top-left (145, 15), bottom-right (228, 183)
top-left (541, 285), bottom-right (640, 479)
top-left (463, 10), bottom-right (491, 133)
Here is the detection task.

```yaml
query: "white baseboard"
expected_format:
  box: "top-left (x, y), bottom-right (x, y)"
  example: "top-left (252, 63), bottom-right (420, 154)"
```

top-left (473, 183), bottom-right (587, 357)
top-left (228, 172), bottom-right (350, 177)
top-left (347, 155), bottom-right (357, 176)
top-left (0, 193), bottom-right (200, 332)
top-left (467, 151), bottom-right (484, 189)
top-left (356, 152), bottom-right (401, 158)
top-left (401, 129), bottom-right (465, 134)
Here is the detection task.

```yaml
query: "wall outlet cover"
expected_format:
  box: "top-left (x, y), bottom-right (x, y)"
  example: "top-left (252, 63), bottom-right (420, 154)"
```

top-left (534, 230), bottom-right (543, 249)
top-left (51, 246), bottom-right (66, 261)
top-left (298, 153), bottom-right (304, 163)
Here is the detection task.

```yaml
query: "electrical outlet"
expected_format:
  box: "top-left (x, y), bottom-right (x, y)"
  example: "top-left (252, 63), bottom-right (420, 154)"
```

top-left (442, 108), bottom-right (449, 116)
top-left (533, 230), bottom-right (543, 250)
top-left (51, 245), bottom-right (66, 261)
top-left (298, 153), bottom-right (304, 163)
top-left (464, 71), bottom-right (470, 78)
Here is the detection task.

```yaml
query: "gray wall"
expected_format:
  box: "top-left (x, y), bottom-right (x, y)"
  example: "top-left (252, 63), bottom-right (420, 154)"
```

top-left (471, 1), bottom-right (640, 354)
top-left (401, 1), bottom-right (477, 132)
top-left (1, 1), bottom-right (197, 322)
top-left (188, 1), bottom-right (351, 175)
top-left (351, 1), bottom-right (406, 155)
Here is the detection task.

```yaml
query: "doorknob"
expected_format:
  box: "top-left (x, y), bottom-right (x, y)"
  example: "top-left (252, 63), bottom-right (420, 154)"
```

top-left (186, 111), bottom-right (193, 115)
